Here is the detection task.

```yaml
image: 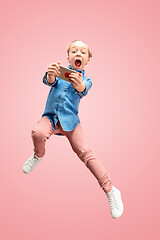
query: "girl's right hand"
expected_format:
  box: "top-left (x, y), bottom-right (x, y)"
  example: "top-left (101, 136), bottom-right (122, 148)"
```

top-left (47, 62), bottom-right (61, 78)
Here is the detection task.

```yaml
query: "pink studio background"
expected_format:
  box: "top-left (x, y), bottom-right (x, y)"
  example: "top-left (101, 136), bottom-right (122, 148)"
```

top-left (0, 0), bottom-right (160, 239)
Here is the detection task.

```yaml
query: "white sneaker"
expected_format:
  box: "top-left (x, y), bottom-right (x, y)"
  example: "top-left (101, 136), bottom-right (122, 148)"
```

top-left (23, 153), bottom-right (43, 174)
top-left (106, 186), bottom-right (124, 219)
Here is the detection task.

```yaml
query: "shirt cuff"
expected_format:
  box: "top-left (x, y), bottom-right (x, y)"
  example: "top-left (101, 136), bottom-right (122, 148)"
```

top-left (75, 86), bottom-right (86, 96)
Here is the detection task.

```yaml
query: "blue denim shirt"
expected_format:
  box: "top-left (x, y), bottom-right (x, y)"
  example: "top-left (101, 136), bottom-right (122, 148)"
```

top-left (42, 65), bottom-right (92, 134)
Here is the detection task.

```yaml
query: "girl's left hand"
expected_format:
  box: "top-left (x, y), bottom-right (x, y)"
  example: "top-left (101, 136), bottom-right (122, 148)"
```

top-left (69, 72), bottom-right (85, 92)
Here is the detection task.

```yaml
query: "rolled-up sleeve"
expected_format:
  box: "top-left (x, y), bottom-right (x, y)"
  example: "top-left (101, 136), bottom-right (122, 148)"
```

top-left (43, 72), bottom-right (58, 87)
top-left (75, 77), bottom-right (92, 98)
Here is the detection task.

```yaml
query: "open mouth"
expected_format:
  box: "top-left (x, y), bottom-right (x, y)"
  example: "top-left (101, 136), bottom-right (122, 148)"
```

top-left (75, 59), bottom-right (82, 67)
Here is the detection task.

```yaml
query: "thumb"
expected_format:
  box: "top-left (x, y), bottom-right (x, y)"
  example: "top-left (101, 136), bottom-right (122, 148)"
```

top-left (57, 62), bottom-right (61, 71)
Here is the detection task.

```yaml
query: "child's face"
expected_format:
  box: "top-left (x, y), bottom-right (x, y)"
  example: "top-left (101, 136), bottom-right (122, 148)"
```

top-left (67, 41), bottom-right (90, 71)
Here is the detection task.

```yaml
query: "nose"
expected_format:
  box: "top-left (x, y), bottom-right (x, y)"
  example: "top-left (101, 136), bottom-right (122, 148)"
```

top-left (76, 50), bottom-right (81, 56)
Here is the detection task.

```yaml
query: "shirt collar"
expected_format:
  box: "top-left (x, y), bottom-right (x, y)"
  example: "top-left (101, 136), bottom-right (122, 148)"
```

top-left (68, 65), bottom-right (85, 76)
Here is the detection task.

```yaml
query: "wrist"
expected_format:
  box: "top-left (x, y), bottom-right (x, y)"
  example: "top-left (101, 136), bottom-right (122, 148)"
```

top-left (76, 83), bottom-right (86, 93)
top-left (47, 73), bottom-right (56, 84)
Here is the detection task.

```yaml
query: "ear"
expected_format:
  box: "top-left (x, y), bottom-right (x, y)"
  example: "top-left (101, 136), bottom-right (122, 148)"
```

top-left (85, 58), bottom-right (90, 65)
top-left (67, 56), bottom-right (70, 62)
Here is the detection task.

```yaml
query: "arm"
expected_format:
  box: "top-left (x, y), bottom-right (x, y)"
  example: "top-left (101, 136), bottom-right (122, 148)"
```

top-left (75, 77), bottom-right (92, 98)
top-left (43, 62), bottom-right (60, 86)
top-left (69, 72), bottom-right (92, 98)
top-left (43, 72), bottom-right (58, 86)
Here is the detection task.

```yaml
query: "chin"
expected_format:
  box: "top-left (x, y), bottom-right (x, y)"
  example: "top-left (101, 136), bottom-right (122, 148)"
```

top-left (70, 63), bottom-right (84, 71)
top-left (75, 67), bottom-right (82, 70)
top-left (75, 65), bottom-right (84, 71)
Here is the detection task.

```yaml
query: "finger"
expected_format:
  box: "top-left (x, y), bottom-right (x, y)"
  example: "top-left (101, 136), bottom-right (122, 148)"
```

top-left (69, 78), bottom-right (78, 86)
top-left (48, 70), bottom-right (59, 76)
top-left (49, 63), bottom-right (60, 71)
top-left (48, 67), bottom-right (60, 76)
top-left (70, 75), bottom-right (82, 84)
top-left (69, 76), bottom-right (78, 83)
top-left (56, 62), bottom-right (61, 70)
top-left (48, 69), bottom-right (56, 74)
top-left (69, 78), bottom-right (76, 84)
top-left (48, 66), bottom-right (57, 71)
top-left (69, 77), bottom-right (76, 83)
top-left (48, 66), bottom-right (58, 74)
top-left (69, 73), bottom-right (80, 78)
top-left (55, 70), bottom-right (60, 77)
top-left (69, 72), bottom-right (79, 77)
top-left (70, 72), bottom-right (82, 79)
top-left (70, 81), bottom-right (77, 88)
top-left (48, 72), bottom-right (55, 77)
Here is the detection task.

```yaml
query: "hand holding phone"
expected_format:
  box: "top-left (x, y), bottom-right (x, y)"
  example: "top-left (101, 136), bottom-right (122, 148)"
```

top-left (47, 62), bottom-right (61, 78)
top-left (59, 65), bottom-right (77, 82)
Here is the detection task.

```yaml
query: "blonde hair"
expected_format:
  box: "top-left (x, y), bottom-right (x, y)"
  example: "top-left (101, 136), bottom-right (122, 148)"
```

top-left (67, 40), bottom-right (92, 58)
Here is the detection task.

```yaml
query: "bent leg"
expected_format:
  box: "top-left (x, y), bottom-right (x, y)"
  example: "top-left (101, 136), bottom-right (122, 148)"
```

top-left (31, 116), bottom-right (54, 157)
top-left (65, 124), bottom-right (113, 193)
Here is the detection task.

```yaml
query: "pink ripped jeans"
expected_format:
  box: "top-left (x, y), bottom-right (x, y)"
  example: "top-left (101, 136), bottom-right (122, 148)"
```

top-left (31, 116), bottom-right (113, 193)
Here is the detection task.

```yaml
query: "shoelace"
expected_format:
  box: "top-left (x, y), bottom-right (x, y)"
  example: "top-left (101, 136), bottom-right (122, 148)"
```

top-left (28, 155), bottom-right (40, 167)
top-left (107, 191), bottom-right (120, 210)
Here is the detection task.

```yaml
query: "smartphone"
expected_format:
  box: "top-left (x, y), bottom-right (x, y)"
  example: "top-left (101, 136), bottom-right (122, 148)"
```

top-left (59, 65), bottom-right (77, 82)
